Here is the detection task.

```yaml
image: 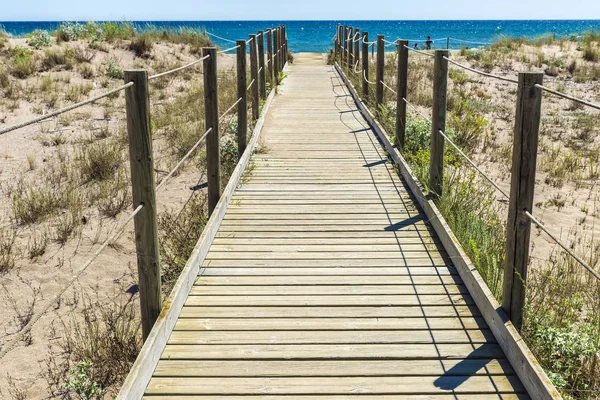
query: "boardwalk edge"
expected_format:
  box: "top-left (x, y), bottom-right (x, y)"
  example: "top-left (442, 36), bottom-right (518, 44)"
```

top-left (334, 62), bottom-right (561, 400)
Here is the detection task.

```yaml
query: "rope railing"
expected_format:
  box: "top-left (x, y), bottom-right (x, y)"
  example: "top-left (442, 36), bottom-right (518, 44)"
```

top-left (524, 211), bottom-right (600, 281)
top-left (404, 45), bottom-right (435, 58)
top-left (535, 84), bottom-right (600, 111)
top-left (443, 56), bottom-right (519, 84)
top-left (247, 78), bottom-right (256, 91)
top-left (381, 80), bottom-right (397, 95)
top-left (449, 37), bottom-right (493, 46)
top-left (0, 82), bottom-right (133, 136)
top-left (364, 70), bottom-right (376, 85)
top-left (217, 44), bottom-right (242, 54)
top-left (205, 31), bottom-right (237, 44)
top-left (156, 128), bottom-right (212, 192)
top-left (149, 54), bottom-right (211, 80)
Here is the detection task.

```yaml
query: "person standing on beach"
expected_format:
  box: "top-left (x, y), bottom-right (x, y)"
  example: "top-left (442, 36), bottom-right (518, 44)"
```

top-left (414, 43), bottom-right (418, 49)
top-left (425, 36), bottom-right (433, 50)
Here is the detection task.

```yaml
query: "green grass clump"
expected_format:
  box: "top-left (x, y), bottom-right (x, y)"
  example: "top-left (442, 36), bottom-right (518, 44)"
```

top-left (12, 184), bottom-right (78, 225)
top-left (105, 58), bottom-right (123, 79)
top-left (28, 29), bottom-right (52, 49)
top-left (7, 46), bottom-right (37, 78)
top-left (100, 22), bottom-right (134, 42)
top-left (582, 44), bottom-right (599, 62)
top-left (0, 227), bottom-right (17, 275)
top-left (76, 141), bottom-right (124, 183)
top-left (42, 47), bottom-right (75, 70)
top-left (129, 31), bottom-right (154, 57)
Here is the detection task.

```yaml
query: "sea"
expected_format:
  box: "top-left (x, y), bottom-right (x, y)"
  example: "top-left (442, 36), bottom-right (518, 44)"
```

top-left (1, 20), bottom-right (599, 52)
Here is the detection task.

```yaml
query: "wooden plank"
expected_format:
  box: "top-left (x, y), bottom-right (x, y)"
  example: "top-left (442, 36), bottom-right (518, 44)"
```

top-left (145, 376), bottom-right (525, 395)
top-left (179, 305), bottom-right (482, 318)
top-left (167, 329), bottom-right (495, 344)
top-left (200, 267), bottom-right (458, 276)
top-left (193, 275), bottom-right (458, 286)
top-left (153, 359), bottom-right (515, 377)
top-left (144, 395), bottom-right (530, 400)
top-left (183, 294), bottom-right (474, 306)
top-left (160, 343), bottom-right (508, 360)
top-left (189, 284), bottom-right (467, 295)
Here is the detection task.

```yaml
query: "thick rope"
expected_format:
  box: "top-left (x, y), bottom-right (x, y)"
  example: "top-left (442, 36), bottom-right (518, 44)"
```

top-left (205, 31), bottom-right (237, 44)
top-left (217, 44), bottom-right (241, 54)
top-left (363, 70), bottom-right (376, 85)
top-left (156, 128), bottom-right (212, 191)
top-left (149, 54), bottom-right (211, 80)
top-left (0, 82), bottom-right (133, 136)
top-left (535, 84), bottom-right (600, 111)
top-left (381, 81), bottom-right (397, 95)
top-left (405, 45), bottom-right (435, 58)
top-left (524, 211), bottom-right (600, 281)
top-left (437, 130), bottom-right (510, 199)
top-left (444, 56), bottom-right (518, 84)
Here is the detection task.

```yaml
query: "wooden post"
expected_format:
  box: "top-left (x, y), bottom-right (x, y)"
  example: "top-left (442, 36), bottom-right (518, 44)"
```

top-left (279, 27), bottom-right (284, 70)
top-left (341, 26), bottom-right (346, 65)
top-left (203, 48), bottom-right (220, 215)
top-left (124, 70), bottom-right (161, 341)
top-left (258, 31), bottom-right (266, 99)
top-left (446, 37), bottom-right (450, 49)
top-left (249, 34), bottom-right (259, 120)
top-left (429, 50), bottom-right (449, 198)
top-left (336, 25), bottom-right (341, 62)
top-left (396, 40), bottom-right (409, 148)
top-left (353, 28), bottom-right (360, 70)
top-left (236, 40), bottom-right (248, 158)
top-left (266, 29), bottom-right (273, 85)
top-left (281, 25), bottom-right (288, 69)
top-left (274, 27), bottom-right (280, 85)
top-left (375, 35), bottom-right (385, 111)
top-left (347, 27), bottom-right (353, 70)
top-left (502, 72), bottom-right (543, 330)
top-left (362, 32), bottom-right (369, 97)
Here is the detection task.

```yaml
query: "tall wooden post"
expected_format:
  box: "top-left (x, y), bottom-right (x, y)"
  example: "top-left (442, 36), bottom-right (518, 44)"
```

top-left (353, 28), bottom-right (360, 70)
top-left (274, 27), bottom-right (280, 85)
top-left (335, 25), bottom-right (341, 62)
top-left (347, 27), bottom-right (353, 70)
top-left (396, 40), bottom-right (409, 148)
top-left (249, 34), bottom-right (259, 120)
top-left (446, 37), bottom-right (450, 49)
top-left (362, 32), bottom-right (369, 97)
top-left (236, 40), bottom-right (248, 158)
top-left (124, 70), bottom-right (161, 341)
top-left (283, 25), bottom-right (287, 67)
top-left (429, 50), bottom-right (449, 198)
top-left (258, 30), bottom-right (266, 99)
top-left (278, 27), bottom-right (284, 70)
top-left (203, 48), bottom-right (220, 215)
top-left (266, 29), bottom-right (273, 85)
top-left (342, 26), bottom-right (347, 66)
top-left (375, 35), bottom-right (385, 111)
top-left (502, 72), bottom-right (543, 330)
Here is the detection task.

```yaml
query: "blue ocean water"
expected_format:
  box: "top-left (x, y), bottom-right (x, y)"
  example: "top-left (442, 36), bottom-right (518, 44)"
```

top-left (1, 20), bottom-right (599, 52)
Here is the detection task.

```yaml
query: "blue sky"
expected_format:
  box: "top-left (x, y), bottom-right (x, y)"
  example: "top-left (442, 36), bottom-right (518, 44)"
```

top-left (4, 0), bottom-right (600, 21)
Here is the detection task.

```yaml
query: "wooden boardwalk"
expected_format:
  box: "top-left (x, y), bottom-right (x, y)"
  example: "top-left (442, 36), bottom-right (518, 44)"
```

top-left (143, 54), bottom-right (528, 398)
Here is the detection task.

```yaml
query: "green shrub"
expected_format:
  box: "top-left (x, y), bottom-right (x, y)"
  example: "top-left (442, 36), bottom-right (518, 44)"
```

top-left (64, 361), bottom-right (105, 400)
top-left (7, 46), bottom-right (37, 78)
top-left (100, 22), bottom-right (134, 42)
top-left (28, 29), bottom-right (52, 49)
top-left (54, 21), bottom-right (103, 43)
top-left (105, 58), bottom-right (123, 79)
